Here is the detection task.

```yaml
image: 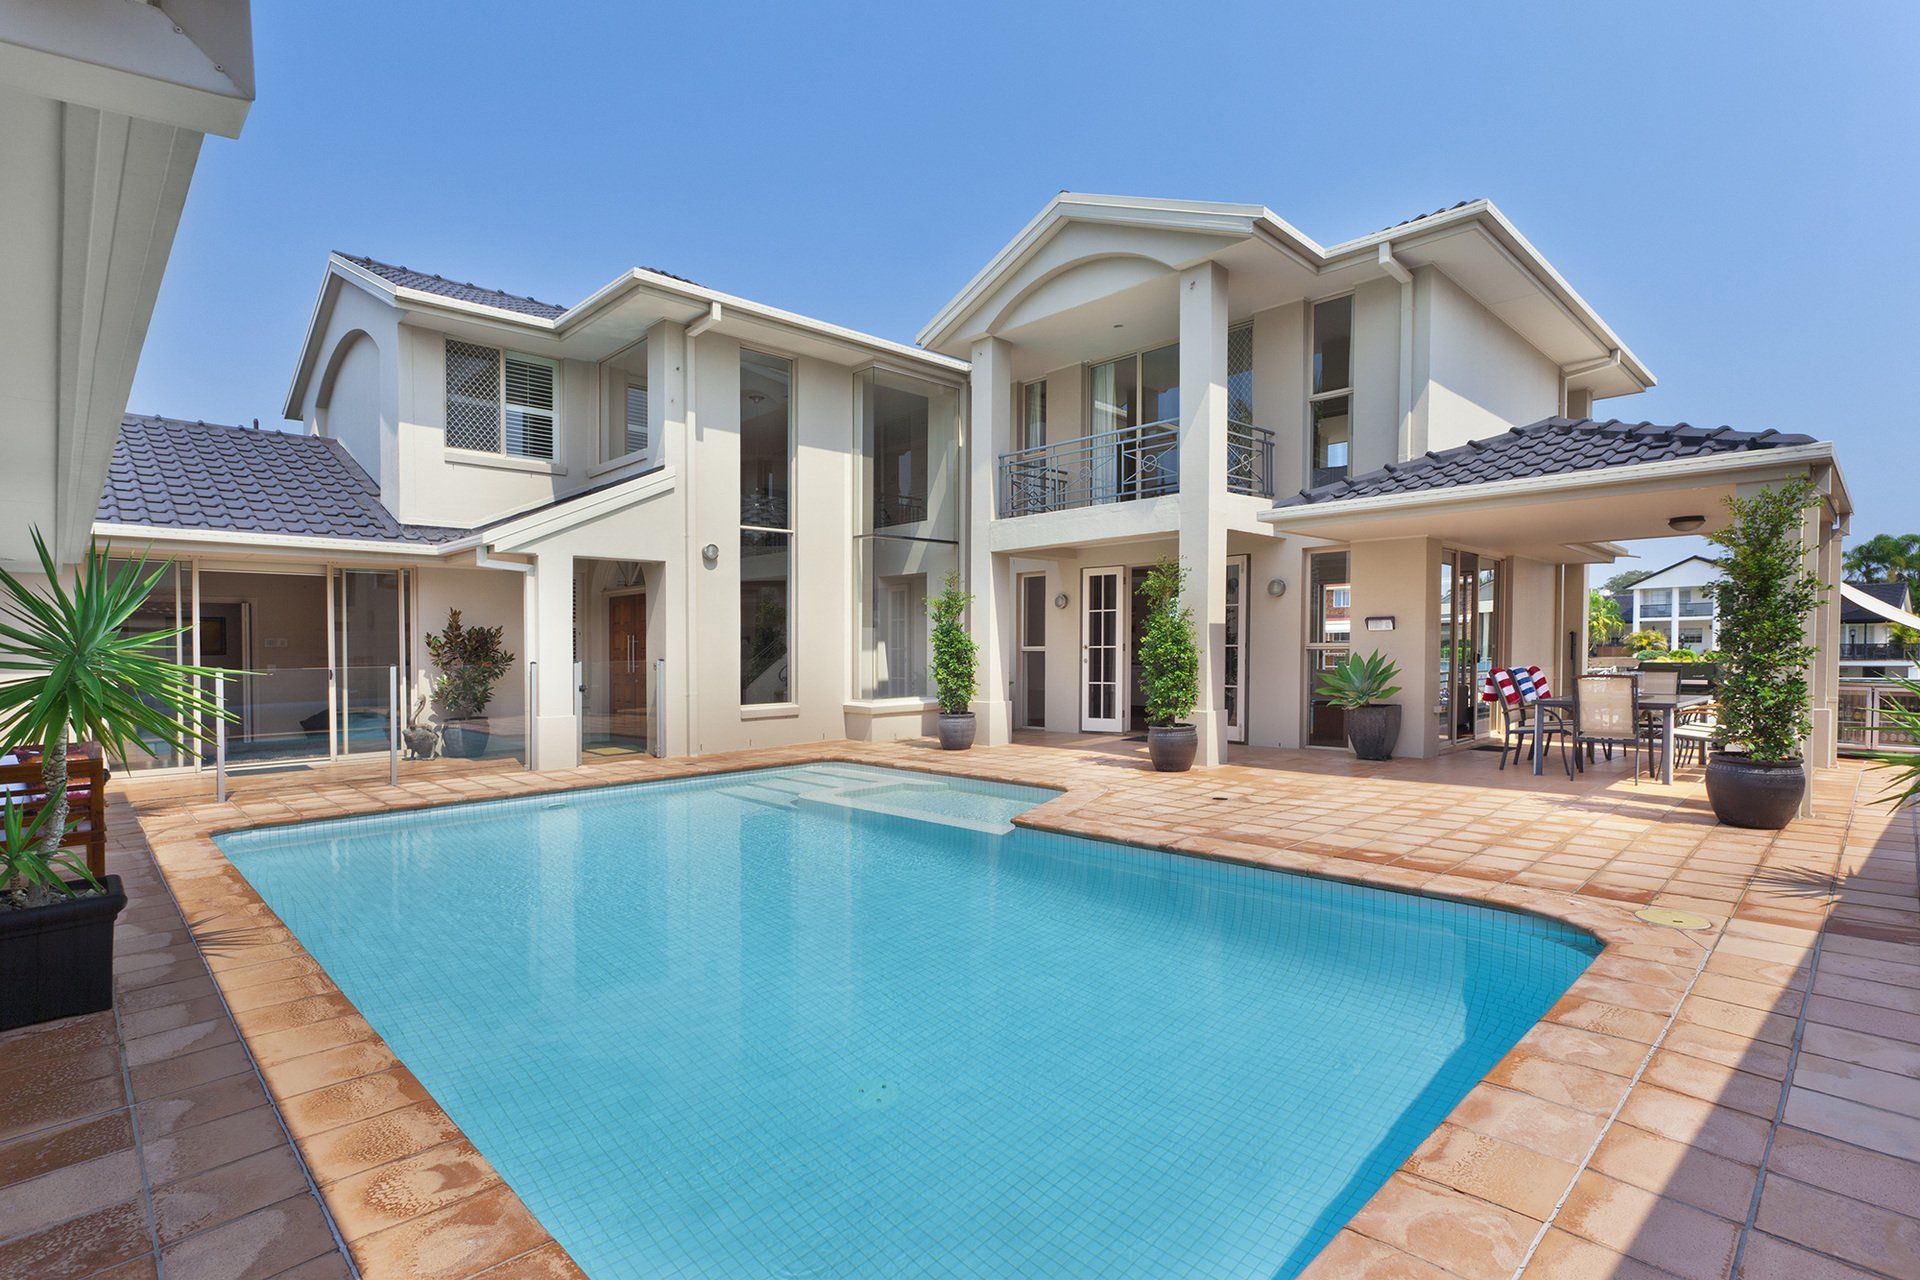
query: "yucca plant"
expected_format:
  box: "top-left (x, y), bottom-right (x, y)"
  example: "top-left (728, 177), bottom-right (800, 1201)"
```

top-left (0, 530), bottom-right (228, 904)
top-left (1870, 678), bottom-right (1920, 811)
top-left (0, 787), bottom-right (95, 908)
top-left (1315, 651), bottom-right (1402, 708)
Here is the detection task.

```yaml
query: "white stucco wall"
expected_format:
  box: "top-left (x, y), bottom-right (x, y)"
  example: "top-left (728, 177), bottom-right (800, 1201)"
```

top-left (1414, 268), bottom-right (1561, 453)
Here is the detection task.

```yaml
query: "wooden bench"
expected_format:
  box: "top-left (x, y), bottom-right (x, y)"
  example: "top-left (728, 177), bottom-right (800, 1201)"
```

top-left (0, 744), bottom-right (109, 878)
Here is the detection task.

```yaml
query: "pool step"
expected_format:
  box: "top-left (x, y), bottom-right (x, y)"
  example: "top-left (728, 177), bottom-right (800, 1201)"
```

top-left (792, 785), bottom-right (1017, 837)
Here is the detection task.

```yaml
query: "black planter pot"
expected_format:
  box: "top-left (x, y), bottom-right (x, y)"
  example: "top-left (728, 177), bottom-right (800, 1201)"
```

top-left (0, 875), bottom-right (126, 1031)
top-left (937, 713), bottom-right (976, 751)
top-left (1346, 704), bottom-right (1403, 761)
top-left (1147, 724), bottom-right (1198, 772)
top-left (1706, 753), bottom-right (1806, 829)
top-left (441, 718), bottom-right (490, 759)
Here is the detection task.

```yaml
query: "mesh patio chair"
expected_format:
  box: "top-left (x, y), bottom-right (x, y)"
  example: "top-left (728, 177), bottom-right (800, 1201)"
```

top-left (1635, 668), bottom-right (1680, 737)
top-left (1493, 674), bottom-right (1572, 773)
top-left (1671, 700), bottom-right (1719, 768)
top-left (1571, 674), bottom-right (1660, 783)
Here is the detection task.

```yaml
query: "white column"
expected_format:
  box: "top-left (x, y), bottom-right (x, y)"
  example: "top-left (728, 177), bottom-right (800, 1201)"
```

top-left (1178, 261), bottom-right (1230, 766)
top-left (529, 553), bottom-right (580, 769)
top-left (967, 337), bottom-right (1014, 744)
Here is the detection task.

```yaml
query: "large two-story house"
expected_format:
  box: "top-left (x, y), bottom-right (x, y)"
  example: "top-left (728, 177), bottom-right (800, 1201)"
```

top-left (94, 193), bottom-right (1851, 776)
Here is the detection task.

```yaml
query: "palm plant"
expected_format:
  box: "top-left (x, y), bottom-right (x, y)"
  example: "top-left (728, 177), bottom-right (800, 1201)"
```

top-left (1587, 590), bottom-right (1625, 648)
top-left (0, 788), bottom-right (94, 908)
top-left (1843, 532), bottom-right (1920, 585)
top-left (1871, 678), bottom-right (1920, 810)
top-left (0, 531), bottom-right (227, 900)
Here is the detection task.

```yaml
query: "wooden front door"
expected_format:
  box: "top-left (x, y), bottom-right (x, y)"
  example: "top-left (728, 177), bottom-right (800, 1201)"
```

top-left (609, 593), bottom-right (646, 735)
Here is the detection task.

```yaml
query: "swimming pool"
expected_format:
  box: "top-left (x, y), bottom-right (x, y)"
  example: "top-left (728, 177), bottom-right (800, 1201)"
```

top-left (219, 763), bottom-right (1599, 1279)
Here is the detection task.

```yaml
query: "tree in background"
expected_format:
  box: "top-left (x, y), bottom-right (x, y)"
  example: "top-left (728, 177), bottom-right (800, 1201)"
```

top-left (1588, 590), bottom-right (1626, 649)
top-left (1599, 568), bottom-right (1653, 595)
top-left (1844, 532), bottom-right (1920, 585)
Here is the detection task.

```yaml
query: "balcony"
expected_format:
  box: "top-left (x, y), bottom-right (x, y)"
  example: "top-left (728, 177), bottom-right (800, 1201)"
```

top-left (1841, 642), bottom-right (1915, 662)
top-left (996, 419), bottom-right (1276, 517)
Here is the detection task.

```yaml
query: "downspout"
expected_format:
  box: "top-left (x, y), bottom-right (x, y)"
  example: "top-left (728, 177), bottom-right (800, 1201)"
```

top-left (680, 303), bottom-right (722, 753)
top-left (1378, 244), bottom-right (1414, 459)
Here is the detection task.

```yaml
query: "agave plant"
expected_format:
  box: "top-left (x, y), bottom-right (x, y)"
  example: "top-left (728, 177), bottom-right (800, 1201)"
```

top-left (0, 787), bottom-right (95, 908)
top-left (0, 530), bottom-right (228, 888)
top-left (1315, 651), bottom-right (1403, 709)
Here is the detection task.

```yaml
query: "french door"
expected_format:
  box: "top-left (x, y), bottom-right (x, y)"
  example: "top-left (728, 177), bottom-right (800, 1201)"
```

top-left (1439, 550), bottom-right (1502, 744)
top-left (1081, 567), bottom-right (1126, 732)
top-left (1225, 555), bottom-right (1249, 744)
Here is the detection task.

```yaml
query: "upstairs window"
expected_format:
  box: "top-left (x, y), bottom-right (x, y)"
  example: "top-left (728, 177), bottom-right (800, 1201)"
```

top-left (624, 382), bottom-right (648, 455)
top-left (1021, 380), bottom-right (1047, 450)
top-left (1308, 297), bottom-right (1352, 488)
top-left (444, 339), bottom-right (555, 460)
top-left (605, 338), bottom-right (649, 461)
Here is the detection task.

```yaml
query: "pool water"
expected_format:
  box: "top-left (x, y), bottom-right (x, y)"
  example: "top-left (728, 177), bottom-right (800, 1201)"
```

top-left (219, 764), bottom-right (1598, 1279)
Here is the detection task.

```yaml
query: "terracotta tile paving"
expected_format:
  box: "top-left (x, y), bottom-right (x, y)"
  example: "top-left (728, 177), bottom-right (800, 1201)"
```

top-left (6, 734), bottom-right (1917, 1278)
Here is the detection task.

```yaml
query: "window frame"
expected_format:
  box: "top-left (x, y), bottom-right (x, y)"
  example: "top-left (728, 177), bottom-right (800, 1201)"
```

top-left (443, 338), bottom-right (558, 463)
top-left (1306, 294), bottom-right (1354, 487)
top-left (1020, 379), bottom-right (1047, 451)
top-left (739, 348), bottom-right (797, 710)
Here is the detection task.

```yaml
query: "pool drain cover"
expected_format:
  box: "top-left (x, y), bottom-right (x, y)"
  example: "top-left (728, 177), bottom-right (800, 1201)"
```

top-left (1636, 906), bottom-right (1714, 931)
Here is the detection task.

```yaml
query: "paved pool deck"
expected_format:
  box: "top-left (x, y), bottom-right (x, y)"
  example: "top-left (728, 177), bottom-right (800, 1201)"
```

top-left (2, 736), bottom-right (1914, 1280)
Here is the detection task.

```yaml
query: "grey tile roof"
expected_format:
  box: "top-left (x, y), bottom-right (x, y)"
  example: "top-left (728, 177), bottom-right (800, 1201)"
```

top-left (337, 254), bottom-right (703, 321)
top-left (337, 254), bottom-right (569, 319)
top-left (99, 416), bottom-right (471, 545)
top-left (1274, 417), bottom-right (1821, 508)
top-left (1842, 580), bottom-right (1911, 624)
top-left (1373, 199), bottom-right (1477, 235)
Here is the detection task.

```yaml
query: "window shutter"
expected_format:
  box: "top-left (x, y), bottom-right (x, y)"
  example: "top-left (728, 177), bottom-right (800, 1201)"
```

top-left (625, 383), bottom-right (648, 455)
top-left (504, 354), bottom-right (556, 459)
top-left (1227, 324), bottom-right (1254, 423)
top-left (445, 340), bottom-right (502, 451)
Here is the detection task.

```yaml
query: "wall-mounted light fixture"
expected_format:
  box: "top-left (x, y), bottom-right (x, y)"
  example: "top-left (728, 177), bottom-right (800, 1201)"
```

top-left (1054, 593), bottom-right (1070, 610)
top-left (702, 543), bottom-right (720, 566)
top-left (1668, 515), bottom-right (1706, 533)
top-left (1266, 578), bottom-right (1287, 598)
top-left (1365, 616), bottom-right (1396, 632)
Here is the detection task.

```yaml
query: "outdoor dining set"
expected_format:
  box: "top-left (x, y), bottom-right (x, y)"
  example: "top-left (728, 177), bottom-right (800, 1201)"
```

top-left (1483, 666), bottom-right (1714, 784)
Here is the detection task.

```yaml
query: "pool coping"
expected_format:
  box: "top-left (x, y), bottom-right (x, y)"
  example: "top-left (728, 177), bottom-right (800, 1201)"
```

top-left (133, 745), bottom-right (1722, 1280)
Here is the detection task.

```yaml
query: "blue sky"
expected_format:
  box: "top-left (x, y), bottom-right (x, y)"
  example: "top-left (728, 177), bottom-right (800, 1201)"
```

top-left (130, 1), bottom-right (1919, 569)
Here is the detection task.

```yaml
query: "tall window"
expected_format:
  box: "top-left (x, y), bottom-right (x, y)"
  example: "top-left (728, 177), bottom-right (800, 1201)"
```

top-left (606, 338), bottom-right (649, 460)
top-left (1227, 324), bottom-right (1255, 423)
top-left (1021, 380), bottom-right (1047, 450)
top-left (445, 339), bottom-right (556, 460)
top-left (740, 350), bottom-right (792, 704)
top-left (854, 368), bottom-right (961, 700)
top-left (1309, 297), bottom-right (1352, 488)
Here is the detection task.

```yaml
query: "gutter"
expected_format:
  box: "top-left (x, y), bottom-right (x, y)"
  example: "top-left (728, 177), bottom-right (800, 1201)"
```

top-left (1378, 245), bottom-right (1415, 457)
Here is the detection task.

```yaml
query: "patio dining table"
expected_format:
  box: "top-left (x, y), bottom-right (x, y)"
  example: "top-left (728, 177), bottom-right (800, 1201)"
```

top-left (1531, 693), bottom-right (1710, 784)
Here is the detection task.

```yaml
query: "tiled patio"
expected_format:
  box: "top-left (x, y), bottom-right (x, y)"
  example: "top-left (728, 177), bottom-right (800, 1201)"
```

top-left (3, 736), bottom-right (1915, 1279)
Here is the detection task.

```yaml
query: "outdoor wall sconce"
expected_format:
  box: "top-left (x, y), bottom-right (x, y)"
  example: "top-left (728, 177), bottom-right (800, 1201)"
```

top-left (702, 543), bottom-right (720, 566)
top-left (1668, 515), bottom-right (1706, 532)
top-left (1054, 593), bottom-right (1070, 610)
top-left (1365, 616), bottom-right (1396, 631)
top-left (1266, 578), bottom-right (1287, 598)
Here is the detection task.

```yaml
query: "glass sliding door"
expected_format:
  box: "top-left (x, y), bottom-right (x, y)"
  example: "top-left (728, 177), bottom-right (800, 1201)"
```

top-left (1305, 551), bottom-right (1351, 747)
top-left (1439, 550), bottom-right (1501, 744)
top-left (333, 568), bottom-right (407, 757)
top-left (1017, 574), bottom-right (1047, 729)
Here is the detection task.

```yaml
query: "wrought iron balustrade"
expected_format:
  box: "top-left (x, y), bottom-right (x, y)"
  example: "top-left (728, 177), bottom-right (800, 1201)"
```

top-left (997, 419), bottom-right (1275, 517)
top-left (1841, 642), bottom-right (1915, 661)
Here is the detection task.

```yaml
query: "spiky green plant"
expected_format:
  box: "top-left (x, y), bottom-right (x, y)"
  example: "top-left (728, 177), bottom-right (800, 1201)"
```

top-left (0, 530), bottom-right (227, 903)
top-left (0, 787), bottom-right (95, 908)
top-left (1315, 650), bottom-right (1402, 709)
top-left (1869, 679), bottom-right (1920, 810)
top-left (1137, 557), bottom-right (1198, 728)
top-left (1587, 590), bottom-right (1625, 648)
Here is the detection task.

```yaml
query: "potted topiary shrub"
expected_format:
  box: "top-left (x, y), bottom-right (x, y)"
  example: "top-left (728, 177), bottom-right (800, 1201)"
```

top-left (1137, 557), bottom-right (1199, 772)
top-left (0, 530), bottom-right (226, 1029)
top-left (1316, 650), bottom-right (1403, 761)
top-left (1703, 479), bottom-right (1823, 828)
top-left (425, 609), bottom-right (515, 758)
top-left (927, 572), bottom-right (978, 750)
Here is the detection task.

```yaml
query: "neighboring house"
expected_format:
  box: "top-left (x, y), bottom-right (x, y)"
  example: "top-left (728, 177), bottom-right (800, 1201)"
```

top-left (1625, 555), bottom-right (1722, 652)
top-left (95, 193), bottom-right (1853, 776)
top-left (1, 2), bottom-right (253, 571)
top-left (1840, 581), bottom-right (1918, 678)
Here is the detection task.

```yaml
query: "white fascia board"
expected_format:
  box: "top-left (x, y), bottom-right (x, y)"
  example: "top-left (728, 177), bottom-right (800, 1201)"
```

top-left (1258, 442), bottom-right (1839, 526)
top-left (91, 522), bottom-right (454, 558)
top-left (0, 0), bottom-right (252, 137)
top-left (1325, 200), bottom-right (1656, 391)
top-left (282, 268), bottom-right (344, 419)
top-left (478, 465), bottom-right (679, 550)
top-left (915, 192), bottom-right (1319, 351)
